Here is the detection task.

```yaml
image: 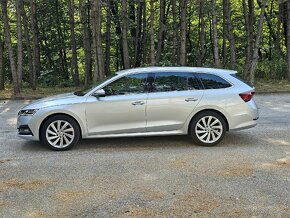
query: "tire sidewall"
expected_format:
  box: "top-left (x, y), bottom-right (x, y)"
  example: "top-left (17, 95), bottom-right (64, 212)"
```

top-left (41, 115), bottom-right (80, 151)
top-left (189, 111), bottom-right (226, 146)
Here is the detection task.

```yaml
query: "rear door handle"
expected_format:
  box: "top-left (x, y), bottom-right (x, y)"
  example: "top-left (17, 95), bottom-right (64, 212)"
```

top-left (185, 98), bottom-right (198, 102)
top-left (131, 101), bottom-right (145, 106)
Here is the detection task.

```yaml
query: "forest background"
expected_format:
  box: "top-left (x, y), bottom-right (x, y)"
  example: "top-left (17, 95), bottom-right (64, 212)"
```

top-left (1, 0), bottom-right (290, 97)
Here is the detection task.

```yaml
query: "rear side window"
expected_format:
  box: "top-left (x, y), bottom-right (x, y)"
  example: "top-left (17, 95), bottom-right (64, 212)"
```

top-left (197, 73), bottom-right (231, 89)
top-left (150, 72), bottom-right (202, 92)
top-left (152, 72), bottom-right (188, 92)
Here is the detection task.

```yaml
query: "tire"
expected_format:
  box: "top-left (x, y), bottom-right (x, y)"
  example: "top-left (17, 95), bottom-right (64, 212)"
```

top-left (189, 111), bottom-right (226, 146)
top-left (41, 115), bottom-right (80, 151)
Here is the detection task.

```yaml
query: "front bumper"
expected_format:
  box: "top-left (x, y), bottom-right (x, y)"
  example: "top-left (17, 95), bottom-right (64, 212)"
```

top-left (17, 115), bottom-right (38, 140)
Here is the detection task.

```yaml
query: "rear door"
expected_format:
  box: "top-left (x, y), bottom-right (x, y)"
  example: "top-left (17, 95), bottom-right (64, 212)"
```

top-left (146, 72), bottom-right (204, 132)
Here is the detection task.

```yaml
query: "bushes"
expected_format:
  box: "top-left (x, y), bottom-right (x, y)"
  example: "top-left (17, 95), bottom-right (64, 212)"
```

top-left (256, 58), bottom-right (287, 80)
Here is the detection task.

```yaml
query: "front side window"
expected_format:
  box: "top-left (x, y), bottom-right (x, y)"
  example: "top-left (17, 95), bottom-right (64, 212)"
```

top-left (197, 73), bottom-right (232, 89)
top-left (103, 73), bottom-right (148, 96)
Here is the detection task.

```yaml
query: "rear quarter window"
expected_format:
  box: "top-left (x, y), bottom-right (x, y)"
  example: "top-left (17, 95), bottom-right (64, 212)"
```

top-left (230, 74), bottom-right (253, 88)
top-left (197, 73), bottom-right (232, 89)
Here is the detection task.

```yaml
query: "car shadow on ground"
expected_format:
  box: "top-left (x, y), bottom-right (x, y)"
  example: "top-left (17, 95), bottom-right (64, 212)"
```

top-left (20, 131), bottom-right (261, 152)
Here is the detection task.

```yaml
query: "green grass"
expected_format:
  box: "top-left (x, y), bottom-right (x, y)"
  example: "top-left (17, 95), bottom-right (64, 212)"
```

top-left (255, 79), bottom-right (290, 92)
top-left (0, 79), bottom-right (290, 99)
top-left (0, 86), bottom-right (83, 99)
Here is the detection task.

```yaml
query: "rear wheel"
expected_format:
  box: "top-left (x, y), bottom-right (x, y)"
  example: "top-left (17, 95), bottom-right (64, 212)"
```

top-left (41, 115), bottom-right (80, 151)
top-left (189, 111), bottom-right (226, 146)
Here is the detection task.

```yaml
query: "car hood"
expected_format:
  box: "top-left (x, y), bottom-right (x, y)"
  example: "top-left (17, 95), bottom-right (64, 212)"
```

top-left (22, 93), bottom-right (86, 110)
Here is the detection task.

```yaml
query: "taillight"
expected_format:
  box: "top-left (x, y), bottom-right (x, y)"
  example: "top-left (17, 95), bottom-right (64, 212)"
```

top-left (239, 92), bottom-right (255, 102)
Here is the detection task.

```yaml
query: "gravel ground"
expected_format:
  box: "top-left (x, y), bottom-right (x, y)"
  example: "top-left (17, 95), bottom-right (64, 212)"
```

top-left (1, 94), bottom-right (290, 218)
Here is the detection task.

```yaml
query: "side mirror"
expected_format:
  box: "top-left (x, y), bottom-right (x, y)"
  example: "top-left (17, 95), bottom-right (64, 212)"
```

top-left (92, 89), bottom-right (106, 98)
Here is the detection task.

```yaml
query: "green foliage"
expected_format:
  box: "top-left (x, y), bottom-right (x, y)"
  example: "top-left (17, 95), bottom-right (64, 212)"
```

top-left (256, 57), bottom-right (287, 80)
top-left (38, 70), bottom-right (74, 88)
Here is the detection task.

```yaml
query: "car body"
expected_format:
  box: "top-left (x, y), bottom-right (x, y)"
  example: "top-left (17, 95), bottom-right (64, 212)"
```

top-left (17, 67), bottom-right (259, 150)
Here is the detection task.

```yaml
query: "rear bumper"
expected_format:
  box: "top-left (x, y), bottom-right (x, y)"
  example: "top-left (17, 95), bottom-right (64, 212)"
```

top-left (228, 98), bottom-right (259, 131)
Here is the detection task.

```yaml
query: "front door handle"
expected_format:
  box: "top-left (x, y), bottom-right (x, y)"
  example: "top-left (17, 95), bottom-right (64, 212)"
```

top-left (131, 101), bottom-right (145, 106)
top-left (185, 98), bottom-right (198, 102)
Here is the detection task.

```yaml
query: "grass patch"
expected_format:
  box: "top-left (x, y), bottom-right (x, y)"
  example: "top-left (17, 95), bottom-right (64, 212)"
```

top-left (0, 86), bottom-right (83, 99)
top-left (255, 79), bottom-right (290, 92)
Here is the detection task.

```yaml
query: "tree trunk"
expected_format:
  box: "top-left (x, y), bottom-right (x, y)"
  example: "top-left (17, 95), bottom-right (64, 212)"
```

top-left (16, 0), bottom-right (23, 86)
top-left (121, 0), bottom-right (130, 69)
top-left (249, 0), bottom-right (266, 84)
top-left (22, 3), bottom-right (34, 88)
top-left (156, 0), bottom-right (166, 64)
top-left (0, 29), bottom-right (4, 90)
top-left (111, 1), bottom-right (124, 70)
top-left (96, 0), bottom-right (104, 80)
top-left (68, 0), bottom-right (80, 86)
top-left (287, 1), bottom-right (290, 81)
top-left (80, 0), bottom-right (92, 85)
top-left (172, 0), bottom-right (178, 65)
top-left (180, 0), bottom-right (187, 66)
top-left (196, 0), bottom-right (205, 66)
top-left (105, 0), bottom-right (111, 76)
top-left (150, 0), bottom-right (156, 65)
top-left (2, 0), bottom-right (20, 94)
top-left (141, 1), bottom-right (147, 65)
top-left (211, 0), bottom-right (220, 67)
top-left (134, 1), bottom-right (143, 67)
top-left (222, 0), bottom-right (227, 66)
top-left (55, 0), bottom-right (69, 80)
top-left (224, 0), bottom-right (236, 69)
top-left (91, 0), bottom-right (104, 82)
top-left (31, 0), bottom-right (40, 89)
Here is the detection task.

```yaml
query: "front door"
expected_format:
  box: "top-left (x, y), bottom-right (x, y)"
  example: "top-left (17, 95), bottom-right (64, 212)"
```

top-left (85, 73), bottom-right (148, 136)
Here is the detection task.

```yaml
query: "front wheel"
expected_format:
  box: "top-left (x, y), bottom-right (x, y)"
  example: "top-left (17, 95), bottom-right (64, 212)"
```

top-left (41, 115), bottom-right (80, 151)
top-left (189, 111), bottom-right (226, 146)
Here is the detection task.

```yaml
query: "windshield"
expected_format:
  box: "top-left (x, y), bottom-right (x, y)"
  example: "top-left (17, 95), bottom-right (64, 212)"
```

top-left (74, 75), bottom-right (116, 96)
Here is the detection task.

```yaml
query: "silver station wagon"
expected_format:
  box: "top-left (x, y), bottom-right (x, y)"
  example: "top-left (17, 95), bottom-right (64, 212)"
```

top-left (17, 67), bottom-right (259, 151)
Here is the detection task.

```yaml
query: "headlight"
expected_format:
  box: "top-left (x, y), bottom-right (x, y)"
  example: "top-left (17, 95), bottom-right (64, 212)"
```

top-left (18, 109), bottom-right (39, 116)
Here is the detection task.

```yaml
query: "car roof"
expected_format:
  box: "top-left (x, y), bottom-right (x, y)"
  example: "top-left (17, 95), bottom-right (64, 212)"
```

top-left (115, 66), bottom-right (237, 75)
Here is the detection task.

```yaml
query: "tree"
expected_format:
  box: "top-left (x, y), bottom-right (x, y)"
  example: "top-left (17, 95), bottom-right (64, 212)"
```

top-left (22, 2), bottom-right (34, 88)
top-left (287, 0), bottom-right (290, 81)
top-left (31, 0), bottom-right (40, 89)
top-left (249, 0), bottom-right (266, 84)
top-left (196, 0), bottom-right (205, 66)
top-left (223, 0), bottom-right (236, 69)
top-left (91, 0), bottom-right (105, 81)
top-left (16, 0), bottom-right (23, 86)
top-left (68, 0), bottom-right (80, 86)
top-left (156, 0), bottom-right (166, 64)
top-left (180, 0), bottom-right (187, 66)
top-left (1, 0), bottom-right (20, 94)
top-left (150, 0), bottom-right (156, 65)
top-left (121, 0), bottom-right (130, 69)
top-left (80, 0), bottom-right (92, 85)
top-left (105, 0), bottom-right (111, 76)
top-left (0, 24), bottom-right (3, 91)
top-left (211, 0), bottom-right (220, 67)
top-left (172, 0), bottom-right (178, 65)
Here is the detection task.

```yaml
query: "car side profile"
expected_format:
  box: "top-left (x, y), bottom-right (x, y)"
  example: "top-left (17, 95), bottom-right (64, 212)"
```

top-left (17, 67), bottom-right (259, 151)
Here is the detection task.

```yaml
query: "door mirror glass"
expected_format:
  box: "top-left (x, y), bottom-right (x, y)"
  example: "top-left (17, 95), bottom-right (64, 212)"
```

top-left (93, 89), bottom-right (106, 97)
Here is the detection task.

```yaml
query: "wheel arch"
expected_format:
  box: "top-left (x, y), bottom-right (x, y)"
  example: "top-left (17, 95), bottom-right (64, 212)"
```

top-left (187, 109), bottom-right (229, 134)
top-left (39, 113), bottom-right (83, 141)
